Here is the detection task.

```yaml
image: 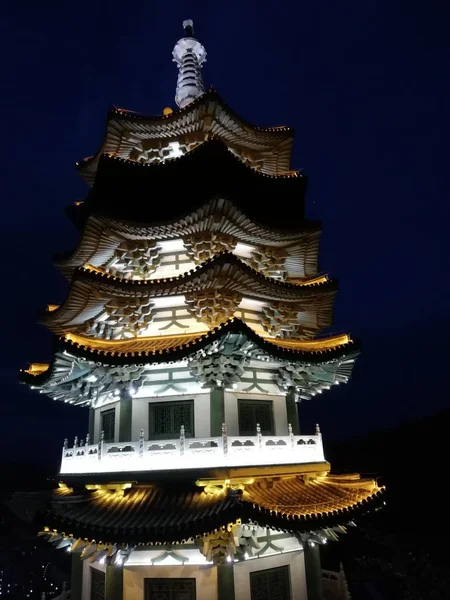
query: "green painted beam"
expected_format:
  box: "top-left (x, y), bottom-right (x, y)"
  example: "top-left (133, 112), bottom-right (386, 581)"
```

top-left (70, 551), bottom-right (83, 600)
top-left (285, 389), bottom-right (300, 434)
top-left (105, 565), bottom-right (124, 600)
top-left (88, 408), bottom-right (95, 442)
top-left (217, 564), bottom-right (235, 600)
top-left (304, 542), bottom-right (323, 600)
top-left (119, 394), bottom-right (132, 442)
top-left (210, 388), bottom-right (225, 436)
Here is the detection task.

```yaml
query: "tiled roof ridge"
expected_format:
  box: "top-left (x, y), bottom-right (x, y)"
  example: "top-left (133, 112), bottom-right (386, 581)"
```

top-left (58, 316), bottom-right (357, 361)
top-left (36, 485), bottom-right (384, 545)
top-left (95, 137), bottom-right (300, 180)
top-left (74, 251), bottom-right (334, 292)
top-left (106, 87), bottom-right (294, 134)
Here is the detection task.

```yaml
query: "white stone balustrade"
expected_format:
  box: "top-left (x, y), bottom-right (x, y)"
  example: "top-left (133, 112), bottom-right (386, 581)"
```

top-left (60, 426), bottom-right (325, 475)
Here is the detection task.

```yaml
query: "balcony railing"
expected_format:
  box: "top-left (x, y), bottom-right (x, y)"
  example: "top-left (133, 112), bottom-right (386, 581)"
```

top-left (60, 424), bottom-right (325, 475)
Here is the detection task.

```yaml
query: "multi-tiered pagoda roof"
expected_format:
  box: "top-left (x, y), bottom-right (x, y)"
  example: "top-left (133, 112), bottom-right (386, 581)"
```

top-left (20, 20), bottom-right (382, 583)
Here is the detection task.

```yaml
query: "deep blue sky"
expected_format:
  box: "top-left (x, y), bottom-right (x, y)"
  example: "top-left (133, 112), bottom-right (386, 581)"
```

top-left (1, 1), bottom-right (449, 467)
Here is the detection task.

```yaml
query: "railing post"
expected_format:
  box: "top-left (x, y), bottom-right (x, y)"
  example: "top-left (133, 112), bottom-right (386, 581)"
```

top-left (74, 436), bottom-right (78, 449)
top-left (180, 425), bottom-right (185, 457)
top-left (98, 430), bottom-right (104, 461)
top-left (288, 423), bottom-right (294, 449)
top-left (139, 428), bottom-right (144, 458)
top-left (256, 423), bottom-right (262, 451)
top-left (222, 423), bottom-right (228, 457)
top-left (85, 433), bottom-right (90, 447)
top-left (62, 438), bottom-right (68, 463)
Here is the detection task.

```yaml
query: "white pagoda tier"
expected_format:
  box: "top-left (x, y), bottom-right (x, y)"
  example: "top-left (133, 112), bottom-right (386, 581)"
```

top-left (20, 20), bottom-right (383, 600)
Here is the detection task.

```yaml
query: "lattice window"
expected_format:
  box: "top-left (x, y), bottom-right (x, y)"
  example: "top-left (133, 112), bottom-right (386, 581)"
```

top-left (101, 408), bottom-right (115, 443)
top-left (238, 400), bottom-right (274, 436)
top-left (90, 568), bottom-right (105, 600)
top-left (149, 401), bottom-right (194, 439)
top-left (145, 578), bottom-right (196, 600)
top-left (250, 566), bottom-right (291, 600)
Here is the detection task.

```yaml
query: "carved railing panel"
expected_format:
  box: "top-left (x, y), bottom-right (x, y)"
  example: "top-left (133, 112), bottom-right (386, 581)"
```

top-left (60, 431), bottom-right (324, 474)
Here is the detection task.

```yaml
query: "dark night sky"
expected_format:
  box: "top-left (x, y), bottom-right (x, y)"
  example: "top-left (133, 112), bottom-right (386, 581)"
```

top-left (1, 1), bottom-right (449, 467)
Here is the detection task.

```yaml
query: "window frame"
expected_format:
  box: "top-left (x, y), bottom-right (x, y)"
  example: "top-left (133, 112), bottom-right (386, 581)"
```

top-left (100, 408), bottom-right (116, 443)
top-left (144, 577), bottom-right (196, 600)
top-left (249, 565), bottom-right (291, 600)
top-left (148, 399), bottom-right (195, 440)
top-left (90, 567), bottom-right (105, 600)
top-left (238, 398), bottom-right (275, 436)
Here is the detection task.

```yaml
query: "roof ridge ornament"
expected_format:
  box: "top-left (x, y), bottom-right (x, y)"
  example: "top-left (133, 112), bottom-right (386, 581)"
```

top-left (173, 19), bottom-right (207, 109)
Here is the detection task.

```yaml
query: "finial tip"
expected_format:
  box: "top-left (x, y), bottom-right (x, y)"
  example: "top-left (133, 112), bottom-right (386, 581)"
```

top-left (182, 19), bottom-right (194, 37)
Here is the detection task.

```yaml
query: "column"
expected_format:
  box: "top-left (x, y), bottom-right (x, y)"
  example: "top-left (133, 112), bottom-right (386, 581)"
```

top-left (285, 389), bottom-right (300, 434)
top-left (217, 564), bottom-right (235, 600)
top-left (70, 551), bottom-right (83, 600)
top-left (119, 393), bottom-right (132, 442)
top-left (88, 408), bottom-right (95, 442)
top-left (105, 565), bottom-right (124, 600)
top-left (210, 388), bottom-right (225, 436)
top-left (304, 542), bottom-right (323, 600)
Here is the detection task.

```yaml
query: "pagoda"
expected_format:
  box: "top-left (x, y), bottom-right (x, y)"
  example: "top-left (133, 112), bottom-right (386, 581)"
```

top-left (20, 20), bottom-right (383, 600)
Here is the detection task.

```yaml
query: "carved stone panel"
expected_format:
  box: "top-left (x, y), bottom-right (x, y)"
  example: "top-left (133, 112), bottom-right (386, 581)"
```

top-left (275, 363), bottom-right (320, 395)
top-left (200, 528), bottom-right (237, 564)
top-left (248, 246), bottom-right (287, 278)
top-left (105, 240), bottom-right (161, 278)
top-left (189, 350), bottom-right (249, 389)
top-left (183, 232), bottom-right (237, 264)
top-left (260, 301), bottom-right (305, 338)
top-left (185, 290), bottom-right (242, 328)
top-left (81, 298), bottom-right (155, 339)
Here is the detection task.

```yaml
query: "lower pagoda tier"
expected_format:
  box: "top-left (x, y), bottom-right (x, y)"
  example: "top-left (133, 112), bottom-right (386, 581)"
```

top-left (38, 468), bottom-right (383, 547)
top-left (20, 318), bottom-right (358, 404)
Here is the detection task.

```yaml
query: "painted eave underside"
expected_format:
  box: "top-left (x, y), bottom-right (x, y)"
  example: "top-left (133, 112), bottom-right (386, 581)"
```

top-left (55, 198), bottom-right (321, 276)
top-left (75, 140), bottom-right (306, 229)
top-left (20, 318), bottom-right (359, 389)
top-left (77, 88), bottom-right (294, 184)
top-left (37, 473), bottom-right (383, 544)
top-left (43, 253), bottom-right (337, 333)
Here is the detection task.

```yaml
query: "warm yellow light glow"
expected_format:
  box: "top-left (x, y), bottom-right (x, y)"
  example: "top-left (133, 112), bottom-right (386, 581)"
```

top-left (63, 329), bottom-right (351, 354)
top-left (273, 334), bottom-right (351, 350)
top-left (83, 264), bottom-right (106, 274)
top-left (47, 304), bottom-right (60, 312)
top-left (85, 483), bottom-right (132, 491)
top-left (24, 363), bottom-right (50, 376)
top-left (288, 275), bottom-right (328, 286)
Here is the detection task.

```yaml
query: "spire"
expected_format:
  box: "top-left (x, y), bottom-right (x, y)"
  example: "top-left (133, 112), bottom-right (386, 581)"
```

top-left (172, 19), bottom-right (207, 109)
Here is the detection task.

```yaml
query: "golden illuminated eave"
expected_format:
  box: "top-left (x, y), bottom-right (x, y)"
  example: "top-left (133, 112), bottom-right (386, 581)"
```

top-left (24, 363), bottom-right (50, 376)
top-left (63, 327), bottom-right (352, 356)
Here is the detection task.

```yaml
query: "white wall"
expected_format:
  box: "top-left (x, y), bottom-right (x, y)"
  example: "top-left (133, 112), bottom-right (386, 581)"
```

top-left (124, 564), bottom-right (218, 600)
top-left (234, 551), bottom-right (307, 600)
top-left (131, 393), bottom-right (211, 441)
top-left (94, 401), bottom-right (121, 444)
top-left (224, 392), bottom-right (288, 436)
top-left (82, 562), bottom-right (106, 600)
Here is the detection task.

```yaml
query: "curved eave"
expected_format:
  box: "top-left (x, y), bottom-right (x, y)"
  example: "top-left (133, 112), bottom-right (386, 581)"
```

top-left (79, 140), bottom-right (306, 229)
top-left (54, 199), bottom-right (321, 275)
top-left (77, 88), bottom-right (294, 184)
top-left (20, 318), bottom-right (359, 388)
top-left (43, 253), bottom-right (336, 331)
top-left (36, 478), bottom-right (384, 545)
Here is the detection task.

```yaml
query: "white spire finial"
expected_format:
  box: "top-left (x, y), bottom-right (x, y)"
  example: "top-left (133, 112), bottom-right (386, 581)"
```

top-left (173, 19), bottom-right (207, 109)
